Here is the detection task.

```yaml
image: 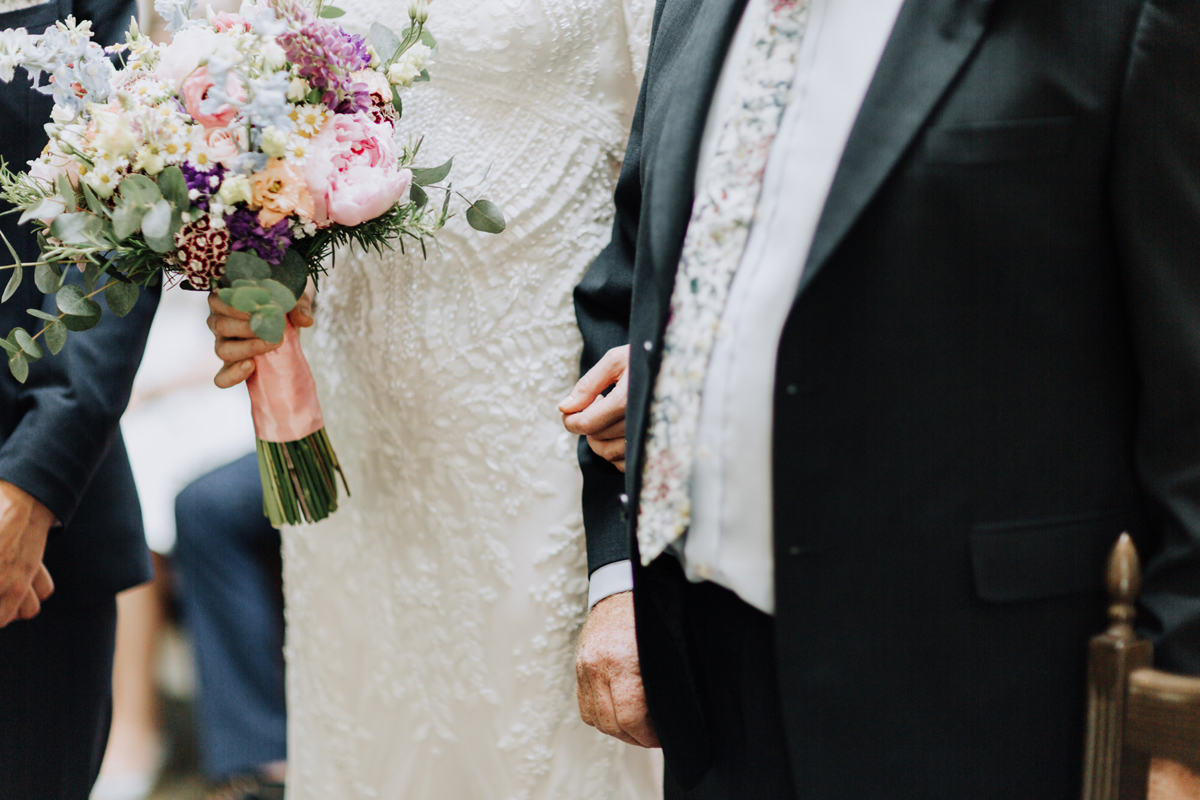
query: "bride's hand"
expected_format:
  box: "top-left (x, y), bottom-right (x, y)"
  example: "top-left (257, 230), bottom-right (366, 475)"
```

top-left (560, 345), bottom-right (629, 472)
top-left (207, 280), bottom-right (316, 389)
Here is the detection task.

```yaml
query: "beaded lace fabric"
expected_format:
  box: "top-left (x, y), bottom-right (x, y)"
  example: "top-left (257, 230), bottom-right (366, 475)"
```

top-left (285, 1), bottom-right (659, 798)
top-left (638, 0), bottom-right (810, 565)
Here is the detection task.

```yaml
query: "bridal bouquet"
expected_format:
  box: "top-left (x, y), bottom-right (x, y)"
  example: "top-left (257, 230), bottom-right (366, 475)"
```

top-left (0, 0), bottom-right (504, 526)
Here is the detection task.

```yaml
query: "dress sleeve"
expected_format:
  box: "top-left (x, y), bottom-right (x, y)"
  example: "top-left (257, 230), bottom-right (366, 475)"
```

top-left (621, 0), bottom-right (654, 87)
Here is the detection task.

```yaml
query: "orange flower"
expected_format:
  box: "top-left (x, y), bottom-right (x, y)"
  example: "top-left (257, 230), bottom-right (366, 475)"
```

top-left (250, 158), bottom-right (315, 227)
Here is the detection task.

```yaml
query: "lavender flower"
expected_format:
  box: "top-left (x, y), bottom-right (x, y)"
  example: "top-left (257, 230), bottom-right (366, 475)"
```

top-left (278, 20), bottom-right (372, 112)
top-left (226, 207), bottom-right (292, 265)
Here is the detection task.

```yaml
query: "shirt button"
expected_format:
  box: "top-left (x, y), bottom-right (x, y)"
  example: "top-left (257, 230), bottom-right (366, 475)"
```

top-left (785, 384), bottom-right (799, 396)
top-left (789, 545), bottom-right (801, 556)
top-left (643, 340), bottom-right (654, 352)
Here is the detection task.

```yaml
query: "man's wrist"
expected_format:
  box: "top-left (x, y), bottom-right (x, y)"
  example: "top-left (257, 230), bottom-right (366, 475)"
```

top-left (588, 559), bottom-right (634, 611)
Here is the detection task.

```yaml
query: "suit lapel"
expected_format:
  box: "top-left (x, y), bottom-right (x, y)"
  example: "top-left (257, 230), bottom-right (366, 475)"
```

top-left (645, 0), bottom-right (750, 297)
top-left (798, 0), bottom-right (998, 294)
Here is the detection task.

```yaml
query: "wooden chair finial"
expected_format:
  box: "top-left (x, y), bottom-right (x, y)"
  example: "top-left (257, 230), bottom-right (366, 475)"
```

top-left (1105, 532), bottom-right (1141, 639)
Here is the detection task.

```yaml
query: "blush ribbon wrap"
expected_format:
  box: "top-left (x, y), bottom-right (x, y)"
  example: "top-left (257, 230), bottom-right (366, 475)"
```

top-left (246, 320), bottom-right (324, 443)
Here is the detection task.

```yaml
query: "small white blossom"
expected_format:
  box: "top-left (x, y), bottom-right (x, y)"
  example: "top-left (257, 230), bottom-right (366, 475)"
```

top-left (260, 126), bottom-right (288, 158)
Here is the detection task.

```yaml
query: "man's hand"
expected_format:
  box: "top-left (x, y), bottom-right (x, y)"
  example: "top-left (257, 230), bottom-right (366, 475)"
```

top-left (0, 481), bottom-right (55, 628)
top-left (575, 590), bottom-right (660, 748)
top-left (561, 345), bottom-right (629, 472)
top-left (208, 281), bottom-right (315, 389)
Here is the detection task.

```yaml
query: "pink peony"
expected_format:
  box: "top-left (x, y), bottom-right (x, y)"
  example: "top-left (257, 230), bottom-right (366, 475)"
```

top-left (210, 12), bottom-right (251, 32)
top-left (181, 66), bottom-right (246, 130)
top-left (304, 112), bottom-right (410, 227)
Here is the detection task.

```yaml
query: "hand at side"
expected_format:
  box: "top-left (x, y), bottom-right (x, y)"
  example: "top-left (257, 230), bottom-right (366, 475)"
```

top-left (208, 280), bottom-right (316, 389)
top-left (561, 344), bottom-right (629, 472)
top-left (575, 590), bottom-right (660, 748)
top-left (0, 480), bottom-right (55, 627)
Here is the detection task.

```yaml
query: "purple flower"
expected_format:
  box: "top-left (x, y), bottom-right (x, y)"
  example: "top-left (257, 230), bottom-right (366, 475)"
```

top-left (278, 20), bottom-right (373, 112)
top-left (180, 162), bottom-right (227, 211)
top-left (226, 207), bottom-right (293, 265)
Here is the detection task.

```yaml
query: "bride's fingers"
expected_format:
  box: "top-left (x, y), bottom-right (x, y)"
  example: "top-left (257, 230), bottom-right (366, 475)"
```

top-left (208, 291), bottom-right (251, 321)
top-left (215, 334), bottom-right (279, 366)
top-left (208, 309), bottom-right (257, 341)
top-left (214, 358), bottom-right (256, 389)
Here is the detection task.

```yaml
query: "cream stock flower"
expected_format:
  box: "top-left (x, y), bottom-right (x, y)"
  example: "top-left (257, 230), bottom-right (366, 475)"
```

top-left (218, 173), bottom-right (253, 206)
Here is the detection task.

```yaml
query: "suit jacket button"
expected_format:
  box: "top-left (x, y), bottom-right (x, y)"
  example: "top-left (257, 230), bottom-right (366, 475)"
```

top-left (643, 340), bottom-right (654, 352)
top-left (788, 545), bottom-right (801, 556)
top-left (785, 384), bottom-right (799, 396)
top-left (619, 493), bottom-right (629, 520)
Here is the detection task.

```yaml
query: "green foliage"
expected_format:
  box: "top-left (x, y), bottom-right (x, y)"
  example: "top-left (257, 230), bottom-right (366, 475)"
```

top-left (466, 199), bottom-right (506, 234)
top-left (370, 22), bottom-right (401, 64)
top-left (225, 251), bottom-right (272, 281)
top-left (319, 5), bottom-right (345, 17)
top-left (104, 280), bottom-right (139, 317)
top-left (217, 277), bottom-right (298, 345)
top-left (34, 263), bottom-right (63, 294)
top-left (411, 157), bottom-right (452, 186)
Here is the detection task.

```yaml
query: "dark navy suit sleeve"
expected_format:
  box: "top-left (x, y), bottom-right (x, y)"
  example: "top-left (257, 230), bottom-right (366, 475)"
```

top-left (572, 4), bottom-right (667, 576)
top-left (0, 0), bottom-right (154, 528)
top-left (1112, 0), bottom-right (1200, 675)
top-left (0, 281), bottom-right (158, 528)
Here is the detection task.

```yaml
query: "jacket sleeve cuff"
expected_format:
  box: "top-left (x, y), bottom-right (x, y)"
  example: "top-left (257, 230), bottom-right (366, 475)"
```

top-left (588, 559), bottom-right (634, 610)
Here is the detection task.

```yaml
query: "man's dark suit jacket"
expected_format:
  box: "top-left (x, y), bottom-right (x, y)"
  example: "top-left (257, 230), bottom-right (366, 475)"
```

top-left (574, 0), bottom-right (1200, 797)
top-left (0, 0), bottom-right (156, 606)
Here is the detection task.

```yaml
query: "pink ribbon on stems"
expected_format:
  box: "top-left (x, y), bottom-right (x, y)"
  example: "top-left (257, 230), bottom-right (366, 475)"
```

top-left (246, 320), bottom-right (325, 443)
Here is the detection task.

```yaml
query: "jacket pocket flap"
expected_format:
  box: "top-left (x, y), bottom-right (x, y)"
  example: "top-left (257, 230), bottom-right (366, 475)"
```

top-left (921, 116), bottom-right (1074, 164)
top-left (970, 512), bottom-right (1129, 603)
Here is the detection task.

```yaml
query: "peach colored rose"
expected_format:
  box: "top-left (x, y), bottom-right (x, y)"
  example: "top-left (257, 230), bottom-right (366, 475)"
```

top-left (251, 159), bottom-right (315, 227)
top-left (304, 112), bottom-right (409, 227)
top-left (181, 66), bottom-right (245, 130)
top-left (202, 126), bottom-right (246, 167)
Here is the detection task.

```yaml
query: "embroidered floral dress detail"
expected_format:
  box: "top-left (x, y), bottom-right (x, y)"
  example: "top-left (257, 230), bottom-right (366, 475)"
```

top-left (638, 0), bottom-right (810, 564)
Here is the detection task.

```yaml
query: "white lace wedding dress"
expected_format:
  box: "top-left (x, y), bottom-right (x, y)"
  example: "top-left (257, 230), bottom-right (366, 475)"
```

top-left (281, 2), bottom-right (660, 798)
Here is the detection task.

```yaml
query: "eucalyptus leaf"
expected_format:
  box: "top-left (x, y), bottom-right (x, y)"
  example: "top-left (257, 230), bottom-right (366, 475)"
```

top-left (81, 182), bottom-right (108, 217)
top-left (319, 5), bottom-right (345, 17)
top-left (3, 265), bottom-right (21, 303)
top-left (156, 166), bottom-right (189, 210)
top-left (225, 251), bottom-right (272, 282)
top-left (34, 263), bottom-right (63, 294)
top-left (8, 352), bottom-right (27, 384)
top-left (411, 157), bottom-right (452, 186)
top-left (13, 328), bottom-right (41, 359)
top-left (413, 68), bottom-right (430, 84)
top-left (112, 202), bottom-right (145, 241)
top-left (272, 250), bottom-right (308, 299)
top-left (83, 262), bottom-right (101, 294)
top-left (104, 280), bottom-right (139, 317)
top-left (57, 284), bottom-right (102, 318)
top-left (261, 279), bottom-right (298, 314)
top-left (419, 29), bottom-right (436, 48)
top-left (370, 22), bottom-right (401, 63)
top-left (118, 174), bottom-right (161, 207)
top-left (49, 213), bottom-right (101, 246)
top-left (61, 312), bottom-right (101, 332)
top-left (0, 229), bottom-right (23, 273)
top-left (391, 86), bottom-right (403, 120)
top-left (56, 175), bottom-right (75, 207)
top-left (250, 305), bottom-right (286, 345)
top-left (230, 286), bottom-right (273, 313)
top-left (0, 337), bottom-right (17, 354)
top-left (43, 320), bottom-right (66, 355)
top-left (26, 308), bottom-right (58, 322)
top-left (18, 197), bottom-right (67, 226)
top-left (410, 183), bottom-right (427, 209)
top-left (466, 199), bottom-right (506, 234)
top-left (140, 199), bottom-right (172, 239)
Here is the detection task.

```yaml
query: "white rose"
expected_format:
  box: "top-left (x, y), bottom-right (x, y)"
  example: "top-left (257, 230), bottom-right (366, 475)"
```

top-left (217, 174), bottom-right (253, 206)
top-left (260, 126), bottom-right (289, 158)
top-left (92, 111), bottom-right (138, 159)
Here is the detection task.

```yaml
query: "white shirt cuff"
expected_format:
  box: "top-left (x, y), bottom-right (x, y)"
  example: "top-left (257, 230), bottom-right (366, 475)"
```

top-left (587, 559), bottom-right (634, 611)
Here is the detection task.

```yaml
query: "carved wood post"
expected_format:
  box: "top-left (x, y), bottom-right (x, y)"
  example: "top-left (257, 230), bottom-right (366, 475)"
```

top-left (1082, 533), bottom-right (1154, 800)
